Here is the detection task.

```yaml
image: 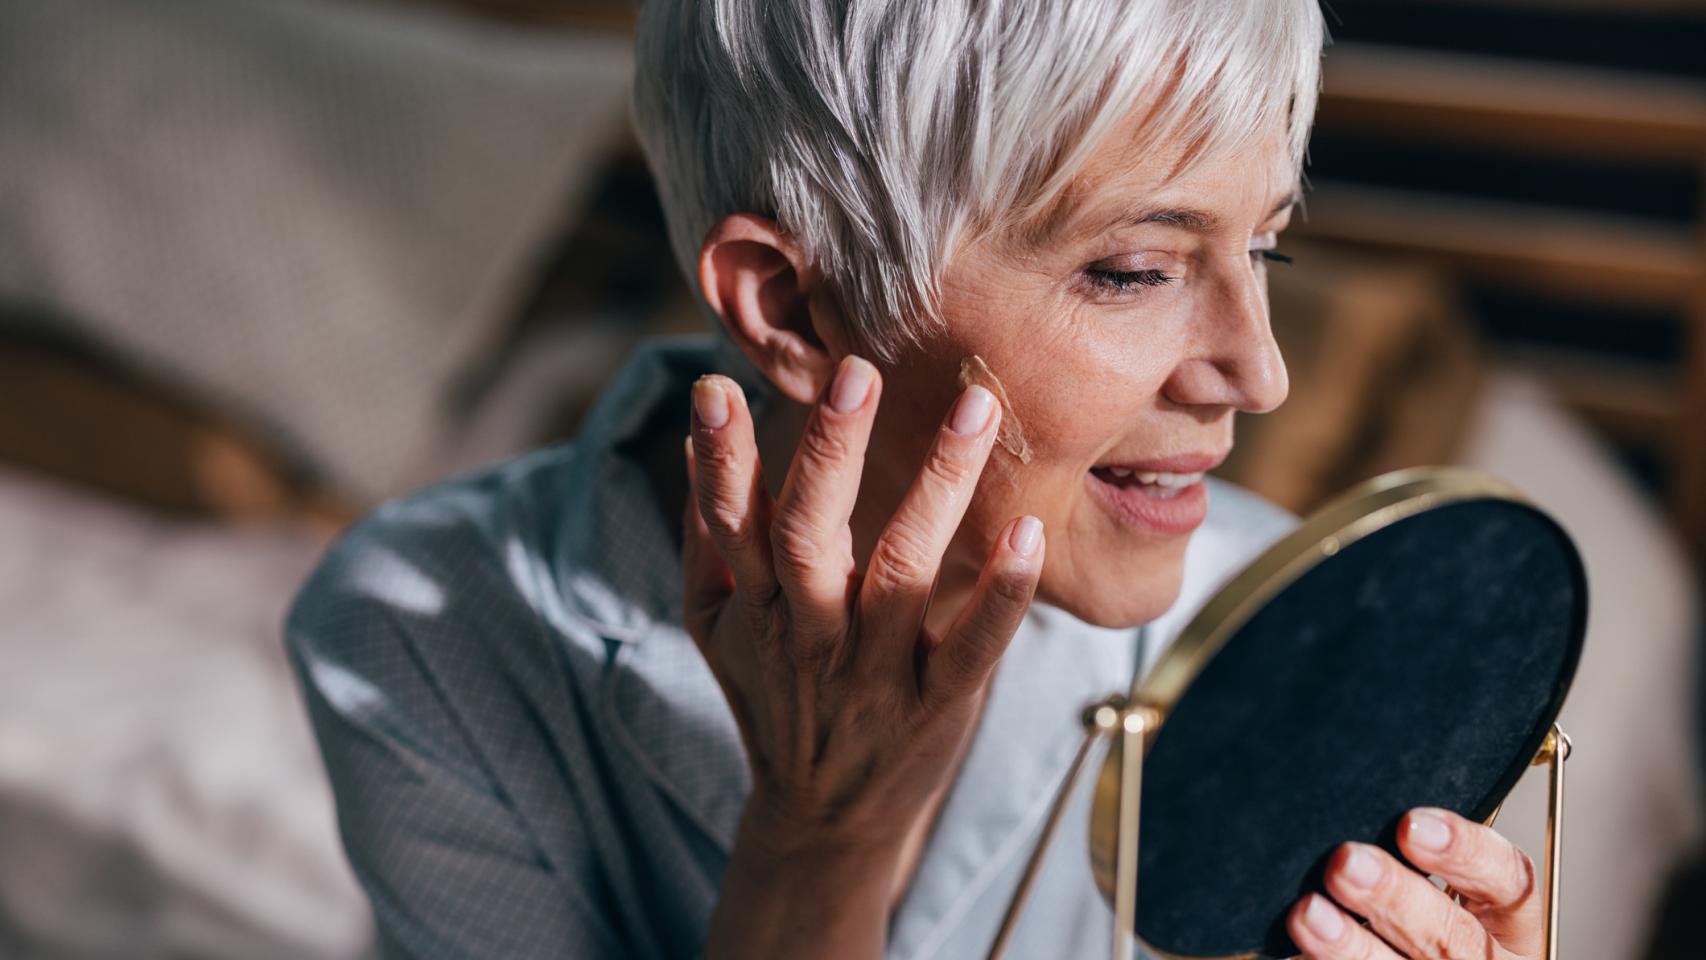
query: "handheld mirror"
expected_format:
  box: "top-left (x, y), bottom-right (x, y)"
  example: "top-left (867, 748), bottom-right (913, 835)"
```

top-left (991, 466), bottom-right (1587, 960)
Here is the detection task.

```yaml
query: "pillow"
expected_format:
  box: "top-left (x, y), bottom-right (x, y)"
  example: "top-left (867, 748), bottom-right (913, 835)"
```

top-left (0, 0), bottom-right (632, 503)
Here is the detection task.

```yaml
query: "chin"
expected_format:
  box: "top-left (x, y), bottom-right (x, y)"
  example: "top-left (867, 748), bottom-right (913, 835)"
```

top-left (1039, 554), bottom-right (1186, 629)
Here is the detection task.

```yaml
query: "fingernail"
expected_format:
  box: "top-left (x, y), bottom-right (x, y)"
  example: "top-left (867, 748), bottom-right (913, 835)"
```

top-left (1409, 810), bottom-right (1451, 852)
top-left (950, 385), bottom-right (996, 435)
top-left (1303, 894), bottom-right (1344, 941)
top-left (1009, 516), bottom-right (1042, 557)
top-left (693, 378), bottom-right (730, 429)
top-left (829, 356), bottom-right (876, 413)
top-left (1343, 844), bottom-right (1381, 891)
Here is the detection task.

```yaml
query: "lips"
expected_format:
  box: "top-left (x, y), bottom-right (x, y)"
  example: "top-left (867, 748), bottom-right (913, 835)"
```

top-left (1089, 466), bottom-right (1205, 497)
top-left (1086, 450), bottom-right (1226, 537)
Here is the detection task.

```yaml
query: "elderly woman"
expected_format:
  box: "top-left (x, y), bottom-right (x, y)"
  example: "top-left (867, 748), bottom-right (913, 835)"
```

top-left (287, 1), bottom-right (1549, 958)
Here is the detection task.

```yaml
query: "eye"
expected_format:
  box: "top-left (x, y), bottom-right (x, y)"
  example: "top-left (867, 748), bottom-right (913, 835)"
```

top-left (1083, 268), bottom-right (1177, 293)
top-left (1256, 249), bottom-right (1293, 265)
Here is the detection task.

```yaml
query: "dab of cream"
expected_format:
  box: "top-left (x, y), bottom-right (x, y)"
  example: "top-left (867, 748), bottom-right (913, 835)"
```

top-left (958, 355), bottom-right (1032, 464)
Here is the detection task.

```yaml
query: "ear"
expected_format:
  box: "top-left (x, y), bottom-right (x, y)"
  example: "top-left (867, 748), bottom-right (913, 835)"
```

top-left (697, 213), bottom-right (843, 404)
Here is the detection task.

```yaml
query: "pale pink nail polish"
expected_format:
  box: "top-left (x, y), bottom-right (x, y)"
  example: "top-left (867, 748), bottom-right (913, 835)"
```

top-left (693, 378), bottom-right (730, 429)
top-left (1409, 810), bottom-right (1451, 852)
top-left (1009, 516), bottom-right (1042, 557)
top-left (950, 385), bottom-right (996, 435)
top-left (1304, 895), bottom-right (1344, 941)
top-left (829, 356), bottom-right (875, 413)
top-left (1342, 845), bottom-right (1381, 891)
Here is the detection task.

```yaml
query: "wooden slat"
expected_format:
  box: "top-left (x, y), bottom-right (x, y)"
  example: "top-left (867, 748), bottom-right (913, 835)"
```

top-left (1676, 285), bottom-right (1706, 550)
top-left (1293, 181), bottom-right (1701, 308)
top-left (1319, 42), bottom-right (1706, 162)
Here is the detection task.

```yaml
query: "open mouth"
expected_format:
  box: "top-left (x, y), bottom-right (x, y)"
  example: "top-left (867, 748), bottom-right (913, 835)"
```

top-left (1087, 466), bottom-right (1206, 500)
top-left (1085, 465), bottom-right (1212, 536)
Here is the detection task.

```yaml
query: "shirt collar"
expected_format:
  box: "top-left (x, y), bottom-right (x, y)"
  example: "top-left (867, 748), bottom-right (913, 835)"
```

top-left (553, 335), bottom-right (722, 642)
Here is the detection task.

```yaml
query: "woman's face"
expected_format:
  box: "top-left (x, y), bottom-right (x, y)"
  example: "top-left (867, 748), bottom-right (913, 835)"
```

top-left (860, 118), bottom-right (1298, 628)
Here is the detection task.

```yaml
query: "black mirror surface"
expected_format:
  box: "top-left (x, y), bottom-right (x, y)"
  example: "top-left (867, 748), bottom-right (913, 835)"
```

top-left (1123, 489), bottom-right (1586, 959)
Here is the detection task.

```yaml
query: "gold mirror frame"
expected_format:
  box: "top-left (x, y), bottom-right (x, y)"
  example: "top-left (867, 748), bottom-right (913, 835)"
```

top-left (984, 466), bottom-right (1576, 960)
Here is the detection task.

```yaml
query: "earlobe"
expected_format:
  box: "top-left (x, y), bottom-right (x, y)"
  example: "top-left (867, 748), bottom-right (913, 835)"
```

top-left (697, 214), bottom-right (837, 404)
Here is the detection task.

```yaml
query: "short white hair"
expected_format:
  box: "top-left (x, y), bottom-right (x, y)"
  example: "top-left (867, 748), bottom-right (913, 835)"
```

top-left (631, 0), bottom-right (1326, 362)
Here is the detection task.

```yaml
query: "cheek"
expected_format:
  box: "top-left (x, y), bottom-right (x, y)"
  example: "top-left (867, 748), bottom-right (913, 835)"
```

top-left (933, 263), bottom-right (1190, 561)
top-left (996, 318), bottom-right (1179, 470)
top-left (953, 329), bottom-right (1174, 557)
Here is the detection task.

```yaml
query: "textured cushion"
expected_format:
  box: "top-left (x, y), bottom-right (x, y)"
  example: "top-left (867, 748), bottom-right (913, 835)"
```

top-left (0, 0), bottom-right (631, 503)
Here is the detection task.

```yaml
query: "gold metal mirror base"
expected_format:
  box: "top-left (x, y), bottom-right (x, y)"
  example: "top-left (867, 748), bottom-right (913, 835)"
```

top-left (1536, 724), bottom-right (1571, 960)
top-left (988, 705), bottom-right (1573, 960)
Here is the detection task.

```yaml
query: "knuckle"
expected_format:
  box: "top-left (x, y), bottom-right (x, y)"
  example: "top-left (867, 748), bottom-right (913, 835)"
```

top-left (1366, 876), bottom-right (1403, 915)
top-left (1504, 844), bottom-right (1538, 905)
top-left (712, 507), bottom-right (761, 551)
top-left (942, 631), bottom-right (994, 690)
top-left (988, 567), bottom-right (1036, 607)
top-left (736, 574), bottom-right (781, 613)
top-left (921, 446), bottom-right (975, 490)
top-left (769, 509), bottom-right (827, 570)
top-left (869, 523), bottom-right (936, 588)
top-left (698, 482), bottom-right (750, 534)
top-left (695, 435), bottom-right (743, 475)
top-left (798, 421), bottom-right (854, 467)
top-left (1432, 906), bottom-right (1487, 959)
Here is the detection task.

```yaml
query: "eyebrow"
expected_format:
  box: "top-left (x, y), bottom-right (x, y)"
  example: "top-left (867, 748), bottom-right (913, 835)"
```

top-left (1115, 190), bottom-right (1302, 232)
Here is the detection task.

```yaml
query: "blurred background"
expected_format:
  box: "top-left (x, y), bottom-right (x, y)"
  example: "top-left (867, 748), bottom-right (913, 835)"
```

top-left (0, 0), bottom-right (1700, 957)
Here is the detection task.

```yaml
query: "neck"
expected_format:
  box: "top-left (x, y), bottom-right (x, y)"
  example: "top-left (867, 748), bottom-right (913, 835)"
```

top-left (753, 394), bottom-right (979, 643)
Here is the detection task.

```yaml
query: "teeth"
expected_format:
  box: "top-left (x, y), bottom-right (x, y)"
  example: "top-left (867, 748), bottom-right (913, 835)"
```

top-left (1097, 467), bottom-right (1205, 488)
top-left (1139, 471), bottom-right (1203, 487)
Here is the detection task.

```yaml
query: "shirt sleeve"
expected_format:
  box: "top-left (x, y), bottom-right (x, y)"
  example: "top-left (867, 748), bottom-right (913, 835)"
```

top-left (284, 509), bottom-right (629, 960)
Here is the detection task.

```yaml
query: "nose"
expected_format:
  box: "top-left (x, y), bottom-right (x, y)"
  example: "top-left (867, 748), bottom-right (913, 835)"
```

top-left (1161, 256), bottom-right (1290, 414)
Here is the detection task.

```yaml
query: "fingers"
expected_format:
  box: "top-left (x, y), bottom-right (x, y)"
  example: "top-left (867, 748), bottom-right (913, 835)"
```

top-left (1318, 842), bottom-right (1509, 960)
top-left (690, 375), bottom-right (780, 608)
top-left (1286, 894), bottom-right (1401, 960)
top-left (681, 438), bottom-right (733, 644)
top-left (858, 384), bottom-right (1001, 658)
top-left (1398, 808), bottom-right (1541, 955)
top-left (924, 515), bottom-right (1044, 706)
top-left (770, 355), bottom-right (880, 623)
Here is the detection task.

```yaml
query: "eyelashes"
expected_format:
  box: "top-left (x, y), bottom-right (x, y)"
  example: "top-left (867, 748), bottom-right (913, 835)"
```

top-left (1083, 268), bottom-right (1176, 293)
top-left (1082, 249), bottom-right (1293, 294)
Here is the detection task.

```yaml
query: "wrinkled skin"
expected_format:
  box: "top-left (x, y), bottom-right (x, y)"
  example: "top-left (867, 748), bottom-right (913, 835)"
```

top-left (683, 109), bottom-right (1544, 960)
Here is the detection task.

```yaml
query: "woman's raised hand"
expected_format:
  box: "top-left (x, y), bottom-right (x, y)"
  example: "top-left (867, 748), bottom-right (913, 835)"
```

top-left (682, 355), bottom-right (1044, 956)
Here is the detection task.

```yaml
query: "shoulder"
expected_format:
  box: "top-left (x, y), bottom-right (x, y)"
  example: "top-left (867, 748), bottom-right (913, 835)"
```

top-left (283, 443), bottom-right (647, 957)
top-left (282, 443), bottom-right (613, 760)
top-left (286, 444), bottom-right (583, 650)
